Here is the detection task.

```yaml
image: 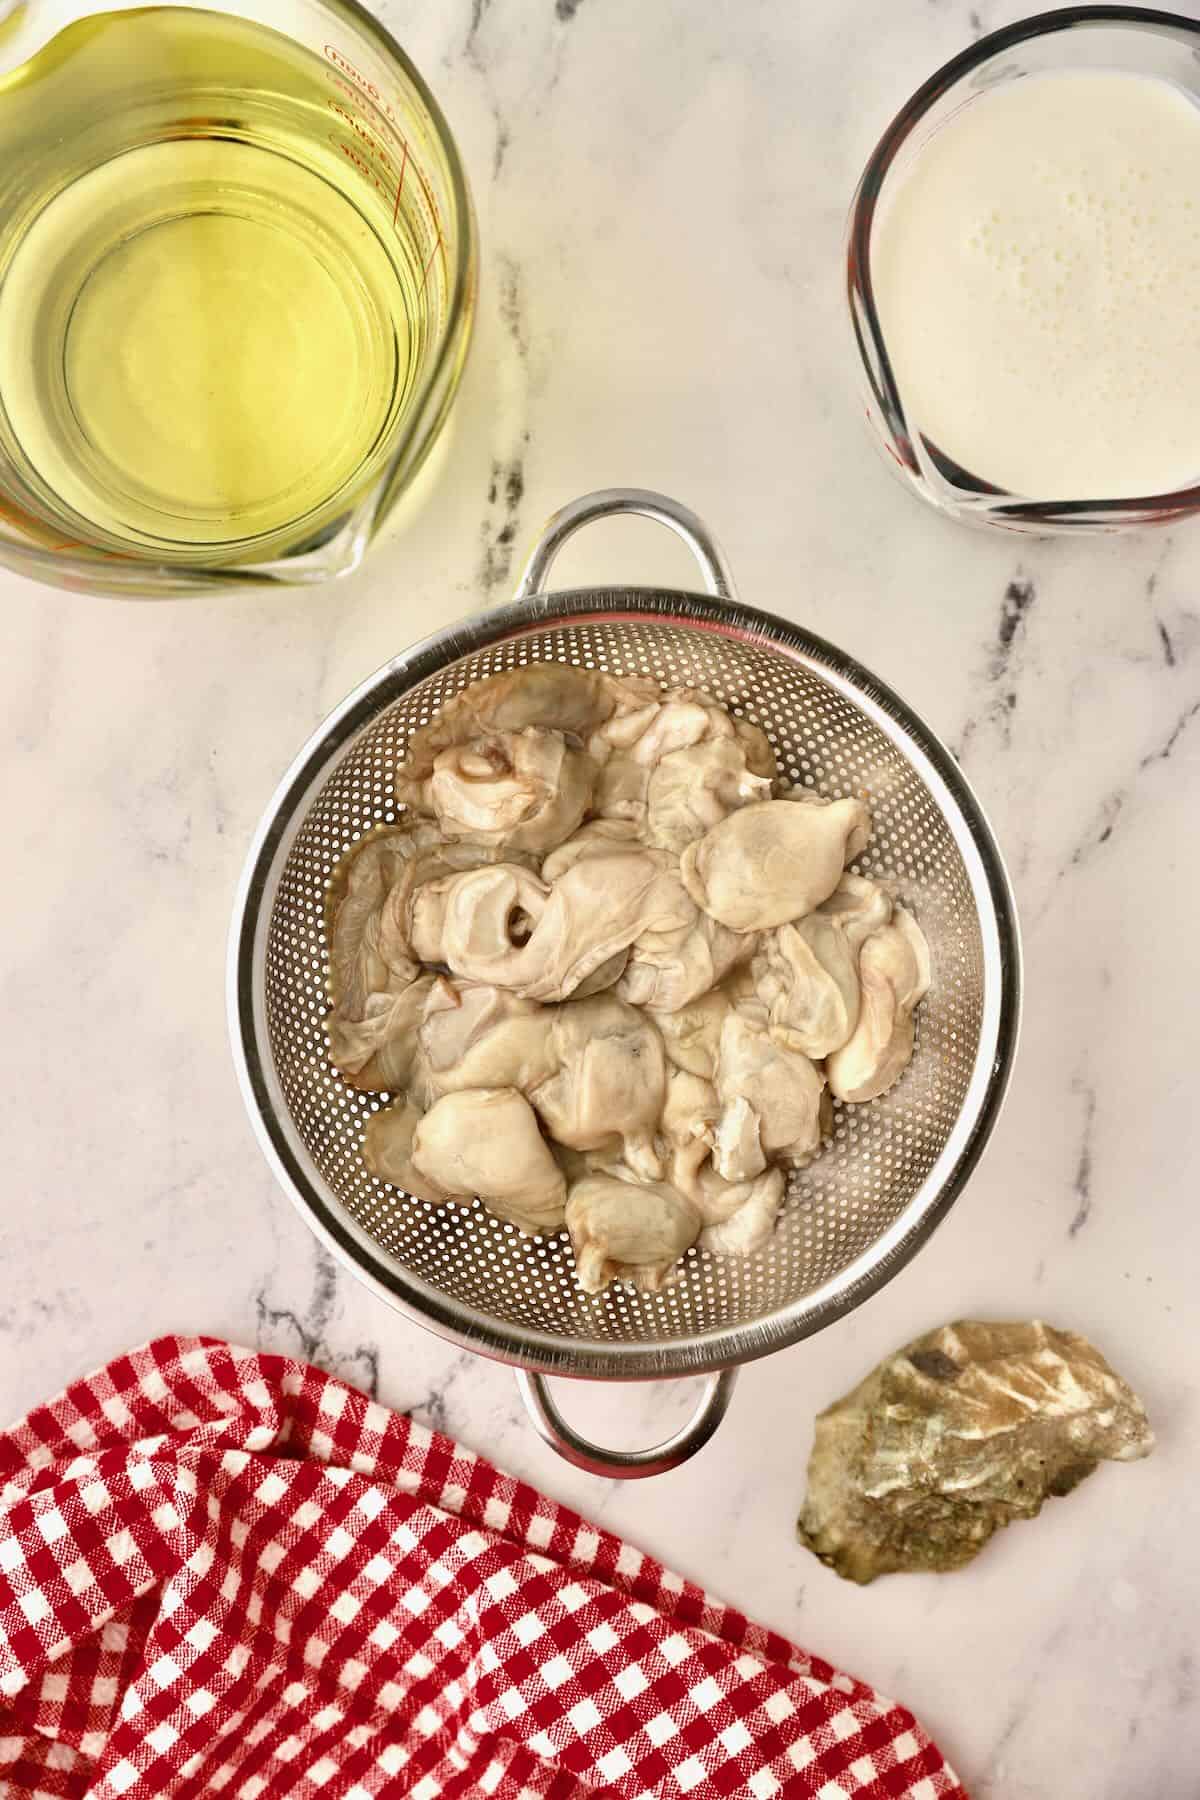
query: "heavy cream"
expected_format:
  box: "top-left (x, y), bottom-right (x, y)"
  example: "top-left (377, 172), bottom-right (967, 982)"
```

top-left (871, 70), bottom-right (1200, 500)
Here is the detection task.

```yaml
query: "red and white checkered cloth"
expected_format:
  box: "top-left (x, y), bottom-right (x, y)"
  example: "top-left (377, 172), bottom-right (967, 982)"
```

top-left (0, 1337), bottom-right (965, 1799)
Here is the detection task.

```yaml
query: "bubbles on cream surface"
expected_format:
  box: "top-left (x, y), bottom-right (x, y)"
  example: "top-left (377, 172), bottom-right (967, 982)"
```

top-left (871, 70), bottom-right (1200, 501)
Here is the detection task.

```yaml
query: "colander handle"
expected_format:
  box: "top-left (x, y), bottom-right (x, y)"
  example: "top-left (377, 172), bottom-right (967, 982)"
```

top-left (513, 488), bottom-right (738, 603)
top-left (514, 1368), bottom-right (737, 1479)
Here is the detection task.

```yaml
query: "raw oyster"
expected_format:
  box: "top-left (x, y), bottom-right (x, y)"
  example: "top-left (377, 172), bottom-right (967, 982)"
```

top-left (402, 727), bottom-right (596, 854)
top-left (680, 796), bottom-right (871, 932)
top-left (566, 1171), bottom-right (701, 1295)
top-left (797, 1319), bottom-right (1153, 1584)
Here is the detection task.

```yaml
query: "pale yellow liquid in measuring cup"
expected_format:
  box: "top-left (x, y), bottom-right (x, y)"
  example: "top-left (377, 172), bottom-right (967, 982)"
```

top-left (0, 9), bottom-right (429, 561)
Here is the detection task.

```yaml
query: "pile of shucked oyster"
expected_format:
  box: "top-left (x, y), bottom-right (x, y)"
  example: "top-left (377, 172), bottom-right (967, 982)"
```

top-left (325, 664), bottom-right (931, 1295)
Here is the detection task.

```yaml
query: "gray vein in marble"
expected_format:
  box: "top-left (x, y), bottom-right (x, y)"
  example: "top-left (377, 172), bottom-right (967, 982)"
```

top-left (1157, 618), bottom-right (1177, 667)
top-left (308, 619), bottom-right (336, 721)
top-left (977, 1618), bottom-right (1071, 1798)
top-left (493, 119), bottom-right (512, 179)
top-left (461, 0), bottom-right (513, 180)
top-left (407, 1348), bottom-right (476, 1437)
top-left (1142, 695), bottom-right (1200, 769)
top-left (132, 763), bottom-right (194, 866)
top-left (0, 1290), bottom-right (89, 1346)
top-left (254, 1240), bottom-right (381, 1399)
top-left (1146, 571), bottom-right (1179, 669)
top-left (1171, 1652), bottom-right (1196, 1713)
top-left (479, 446), bottom-right (528, 595)
top-left (1060, 693), bottom-right (1200, 875)
top-left (957, 571), bottom-right (1035, 760)
top-left (1068, 1081), bottom-right (1096, 1239)
top-left (979, 1696), bottom-right (1032, 1794)
top-left (991, 574), bottom-right (1035, 684)
top-left (555, 0), bottom-right (586, 20)
top-left (206, 749), bottom-right (228, 838)
top-left (497, 252), bottom-right (530, 361)
top-left (477, 255), bottom-right (531, 595)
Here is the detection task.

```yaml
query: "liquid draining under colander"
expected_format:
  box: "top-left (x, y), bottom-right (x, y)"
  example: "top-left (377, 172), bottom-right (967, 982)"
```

top-left (229, 489), bottom-right (1020, 1478)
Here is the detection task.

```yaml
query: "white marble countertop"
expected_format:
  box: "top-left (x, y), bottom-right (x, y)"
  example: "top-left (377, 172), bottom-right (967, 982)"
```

top-left (2, 1), bottom-right (1198, 1793)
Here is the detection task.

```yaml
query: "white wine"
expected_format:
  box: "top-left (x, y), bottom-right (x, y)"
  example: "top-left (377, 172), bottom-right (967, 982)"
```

top-left (0, 9), bottom-right (432, 562)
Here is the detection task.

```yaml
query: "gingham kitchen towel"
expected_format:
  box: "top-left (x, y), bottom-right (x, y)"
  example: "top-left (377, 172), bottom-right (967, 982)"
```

top-left (0, 1337), bottom-right (965, 1799)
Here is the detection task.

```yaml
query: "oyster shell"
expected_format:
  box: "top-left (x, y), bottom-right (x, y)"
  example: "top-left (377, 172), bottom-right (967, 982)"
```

top-left (797, 1319), bottom-right (1153, 1584)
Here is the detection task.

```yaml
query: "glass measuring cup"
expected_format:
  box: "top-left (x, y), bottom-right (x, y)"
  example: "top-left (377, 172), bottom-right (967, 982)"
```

top-left (847, 5), bottom-right (1200, 533)
top-left (0, 0), bottom-right (476, 594)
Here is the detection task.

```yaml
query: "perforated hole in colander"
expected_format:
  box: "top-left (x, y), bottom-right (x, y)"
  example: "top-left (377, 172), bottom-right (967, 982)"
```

top-left (245, 598), bottom-right (1009, 1371)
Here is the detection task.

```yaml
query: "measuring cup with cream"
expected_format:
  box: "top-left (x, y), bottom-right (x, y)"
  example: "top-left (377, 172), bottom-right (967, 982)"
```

top-left (849, 8), bottom-right (1200, 531)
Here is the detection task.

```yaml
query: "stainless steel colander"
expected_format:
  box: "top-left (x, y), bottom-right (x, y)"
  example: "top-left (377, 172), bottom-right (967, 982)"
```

top-left (229, 489), bottom-right (1020, 1479)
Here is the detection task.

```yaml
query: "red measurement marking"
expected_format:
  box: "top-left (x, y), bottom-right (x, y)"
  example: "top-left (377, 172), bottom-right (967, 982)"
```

top-left (410, 153), bottom-right (443, 237)
top-left (0, 496), bottom-right (81, 553)
top-left (322, 46), bottom-right (444, 243)
top-left (329, 134), bottom-right (392, 207)
top-left (392, 138), bottom-right (408, 228)
top-left (324, 45), bottom-right (394, 122)
top-left (420, 229), bottom-right (444, 294)
top-left (329, 100), bottom-right (396, 174)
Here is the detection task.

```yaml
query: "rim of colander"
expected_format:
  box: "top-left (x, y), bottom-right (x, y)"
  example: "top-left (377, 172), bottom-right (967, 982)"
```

top-left (228, 587), bottom-right (1022, 1380)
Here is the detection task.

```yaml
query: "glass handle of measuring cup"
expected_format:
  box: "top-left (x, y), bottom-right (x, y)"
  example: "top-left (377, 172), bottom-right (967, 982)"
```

top-left (512, 487), bottom-right (739, 604)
